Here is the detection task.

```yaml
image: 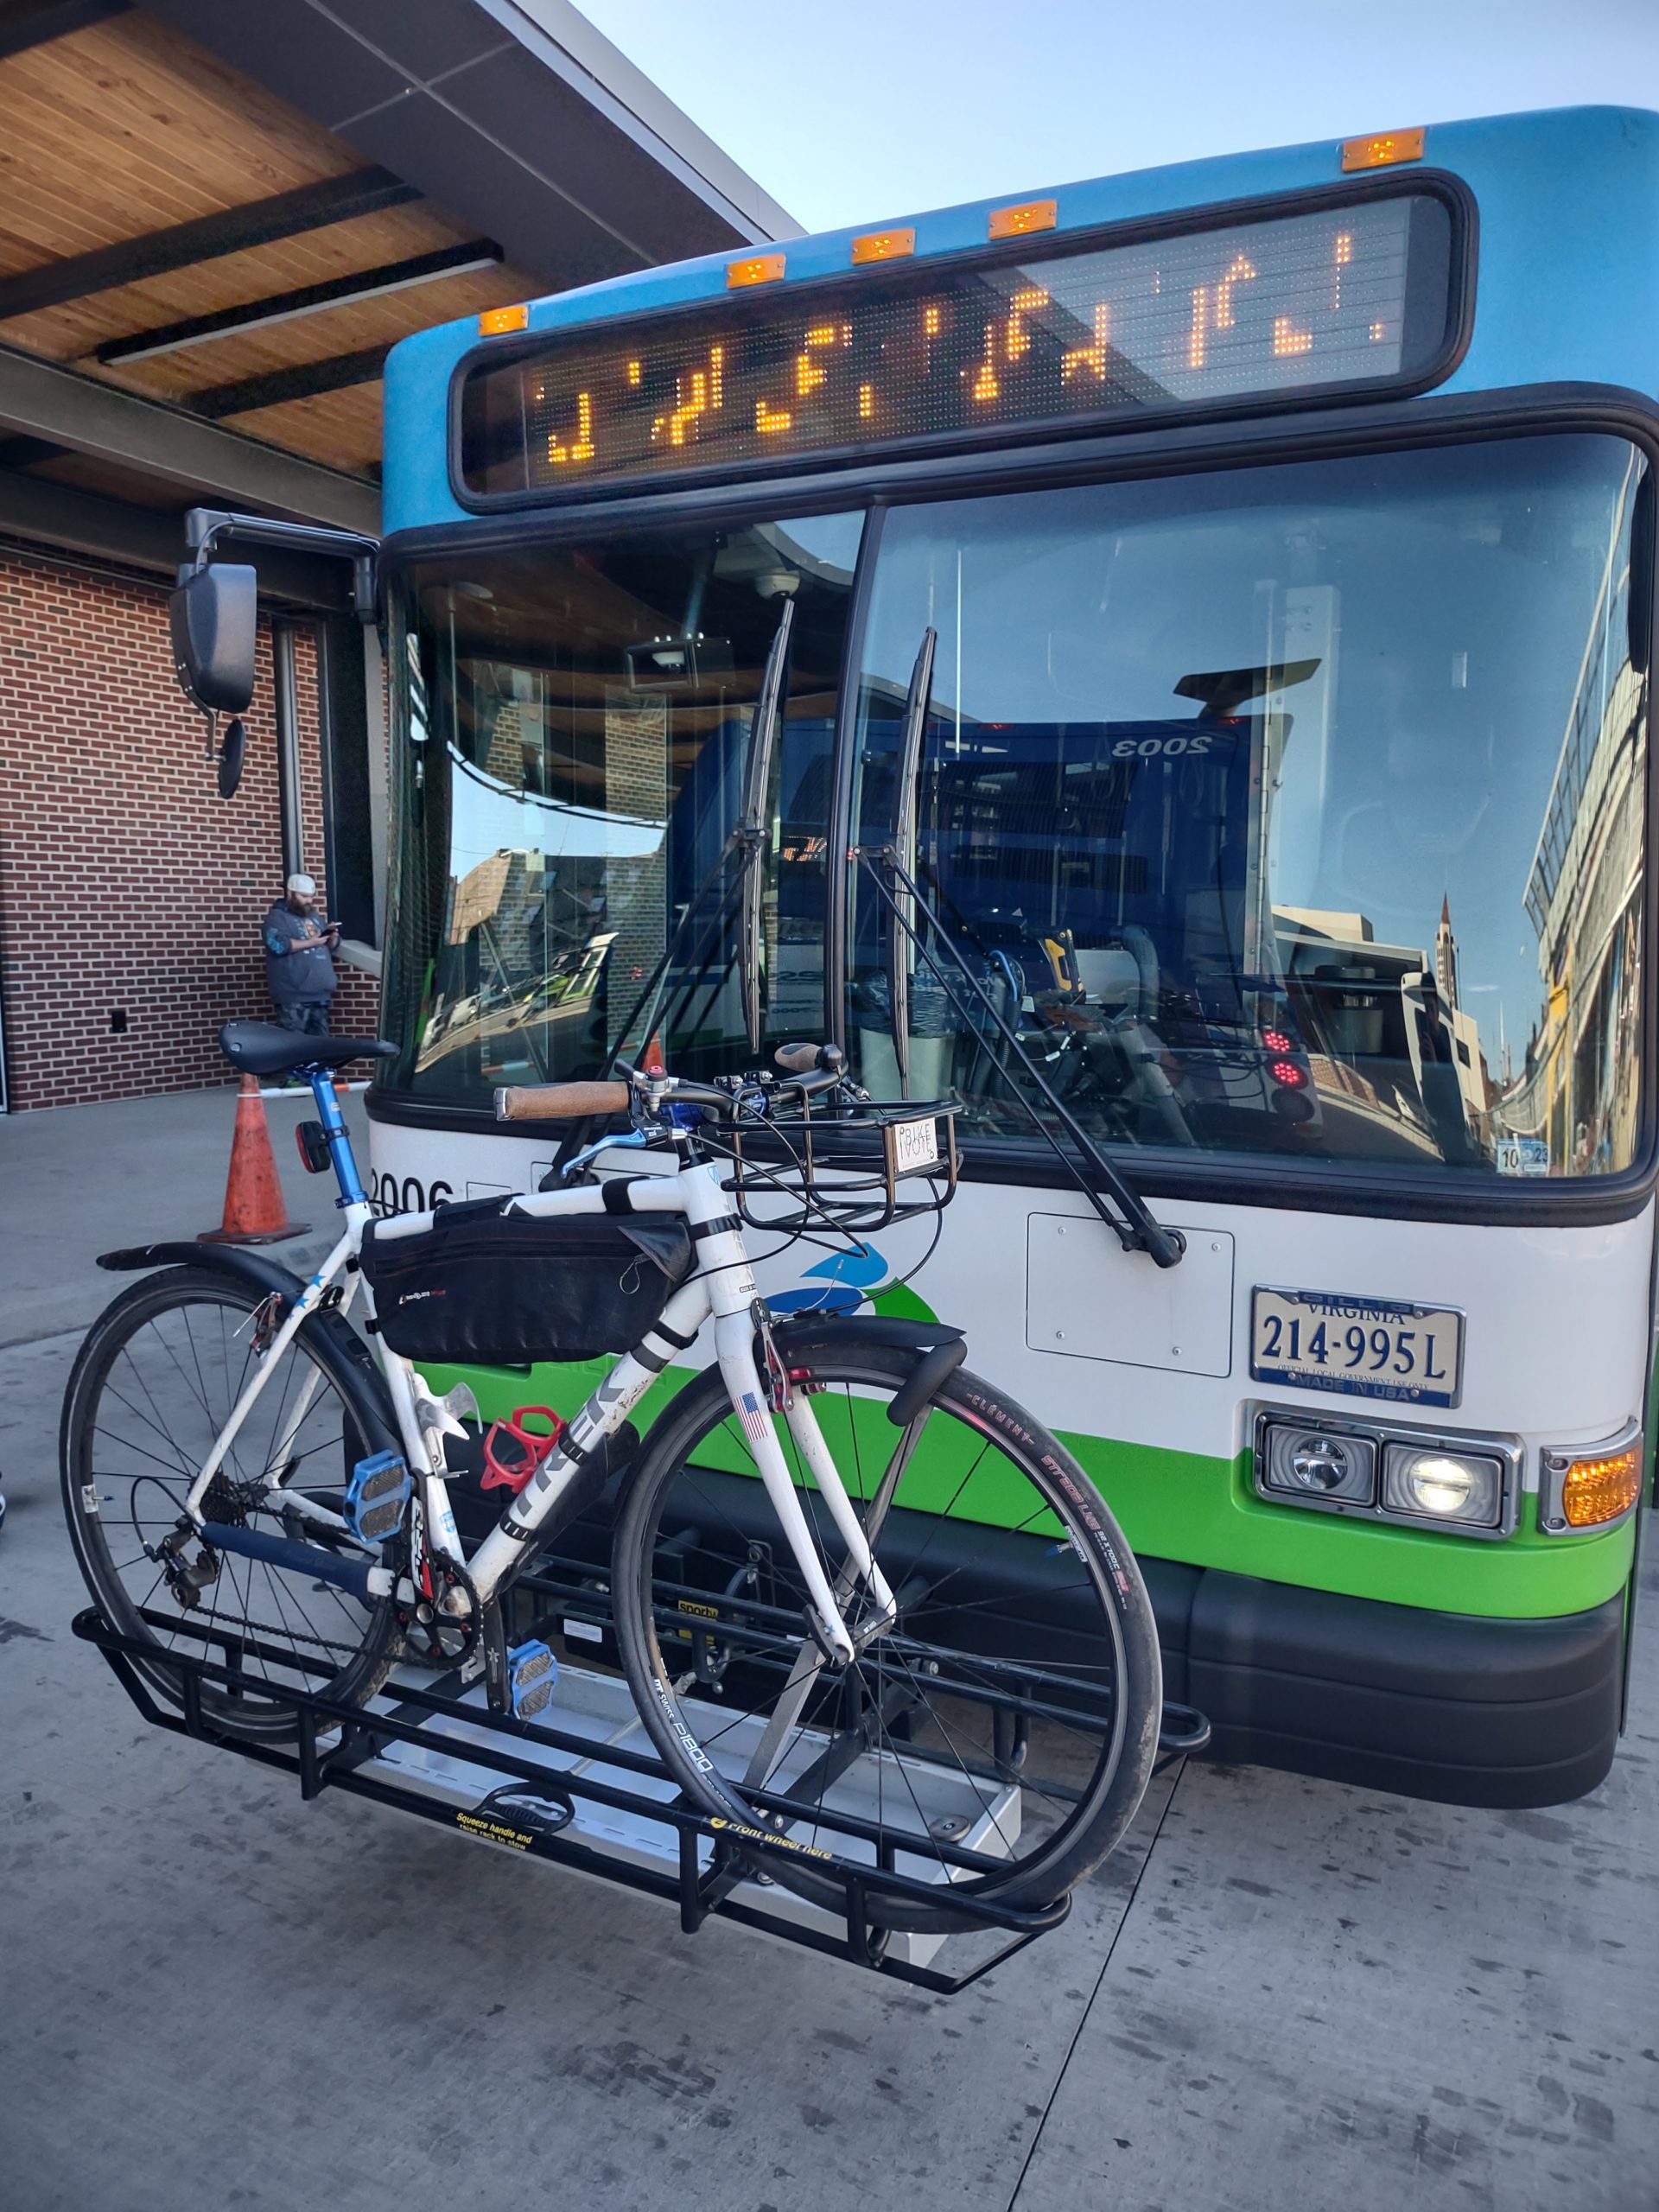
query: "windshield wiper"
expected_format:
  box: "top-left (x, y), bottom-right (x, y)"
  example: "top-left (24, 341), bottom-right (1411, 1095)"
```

top-left (887, 626), bottom-right (937, 1095)
top-left (855, 625), bottom-right (1185, 1270)
top-left (740, 594), bottom-right (796, 1054)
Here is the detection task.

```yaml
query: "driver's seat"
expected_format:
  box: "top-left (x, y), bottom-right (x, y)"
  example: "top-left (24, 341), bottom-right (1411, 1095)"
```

top-left (218, 1020), bottom-right (397, 1078)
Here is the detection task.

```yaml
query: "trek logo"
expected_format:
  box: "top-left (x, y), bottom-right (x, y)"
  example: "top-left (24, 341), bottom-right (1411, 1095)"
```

top-left (766, 1241), bottom-right (889, 1317)
top-left (396, 1287), bottom-right (447, 1306)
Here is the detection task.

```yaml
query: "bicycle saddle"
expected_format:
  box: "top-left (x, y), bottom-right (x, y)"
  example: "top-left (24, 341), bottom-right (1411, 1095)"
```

top-left (218, 1020), bottom-right (397, 1077)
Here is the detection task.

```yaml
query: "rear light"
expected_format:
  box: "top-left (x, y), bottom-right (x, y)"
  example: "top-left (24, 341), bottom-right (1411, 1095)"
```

top-left (1269, 1059), bottom-right (1305, 1088)
top-left (1261, 1027), bottom-right (1294, 1054)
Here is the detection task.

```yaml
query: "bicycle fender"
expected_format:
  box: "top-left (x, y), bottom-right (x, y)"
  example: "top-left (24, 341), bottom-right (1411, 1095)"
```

top-left (766, 1313), bottom-right (963, 1358)
top-left (763, 1313), bottom-right (967, 1427)
top-left (95, 1241), bottom-right (402, 1457)
top-left (98, 1240), bottom-right (308, 1303)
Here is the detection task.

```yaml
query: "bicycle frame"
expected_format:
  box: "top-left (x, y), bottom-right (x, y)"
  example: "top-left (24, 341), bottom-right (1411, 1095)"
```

top-left (180, 1070), bottom-right (887, 1662)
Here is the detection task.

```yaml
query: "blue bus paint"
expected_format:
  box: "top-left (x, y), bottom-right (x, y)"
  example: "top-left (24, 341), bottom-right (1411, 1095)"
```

top-left (383, 106), bottom-right (1659, 538)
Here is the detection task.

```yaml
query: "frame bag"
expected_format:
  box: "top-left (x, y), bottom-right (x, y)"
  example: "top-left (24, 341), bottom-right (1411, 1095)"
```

top-left (360, 1197), bottom-right (694, 1365)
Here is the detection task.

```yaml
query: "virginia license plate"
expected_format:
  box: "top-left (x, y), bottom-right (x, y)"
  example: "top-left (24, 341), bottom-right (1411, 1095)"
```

top-left (1250, 1286), bottom-right (1463, 1408)
top-left (888, 1116), bottom-right (941, 1174)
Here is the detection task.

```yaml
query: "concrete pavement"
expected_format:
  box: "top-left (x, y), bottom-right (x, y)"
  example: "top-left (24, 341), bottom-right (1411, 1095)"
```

top-left (1, 1089), bottom-right (1656, 2211)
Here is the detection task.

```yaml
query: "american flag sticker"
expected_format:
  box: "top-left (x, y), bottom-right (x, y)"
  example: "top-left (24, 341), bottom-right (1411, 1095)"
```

top-left (738, 1391), bottom-right (772, 1448)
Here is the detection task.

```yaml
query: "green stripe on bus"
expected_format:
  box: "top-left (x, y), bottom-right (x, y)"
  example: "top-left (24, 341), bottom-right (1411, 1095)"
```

top-left (423, 1356), bottom-right (1635, 1623)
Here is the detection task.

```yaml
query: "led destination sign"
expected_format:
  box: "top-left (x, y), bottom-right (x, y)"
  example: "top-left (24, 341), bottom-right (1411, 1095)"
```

top-left (459, 191), bottom-right (1457, 499)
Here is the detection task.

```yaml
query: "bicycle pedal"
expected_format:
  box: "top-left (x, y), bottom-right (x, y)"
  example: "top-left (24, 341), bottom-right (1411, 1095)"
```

top-left (506, 1637), bottom-right (558, 1721)
top-left (343, 1450), bottom-right (412, 1546)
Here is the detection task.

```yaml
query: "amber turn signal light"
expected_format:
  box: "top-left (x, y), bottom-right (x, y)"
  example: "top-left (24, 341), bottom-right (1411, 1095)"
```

top-left (479, 304), bottom-right (529, 335)
top-left (1555, 1445), bottom-right (1644, 1529)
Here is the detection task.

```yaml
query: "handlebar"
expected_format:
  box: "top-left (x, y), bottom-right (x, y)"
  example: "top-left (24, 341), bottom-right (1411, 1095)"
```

top-left (494, 1081), bottom-right (631, 1122)
top-left (493, 1042), bottom-right (849, 1128)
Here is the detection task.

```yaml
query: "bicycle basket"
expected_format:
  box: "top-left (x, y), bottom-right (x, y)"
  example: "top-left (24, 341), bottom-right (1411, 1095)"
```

top-left (722, 1096), bottom-right (959, 1236)
top-left (360, 1197), bottom-right (694, 1365)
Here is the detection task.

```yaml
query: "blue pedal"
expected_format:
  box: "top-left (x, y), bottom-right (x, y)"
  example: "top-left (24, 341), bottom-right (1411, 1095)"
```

top-left (343, 1450), bottom-right (411, 1546)
top-left (507, 1638), bottom-right (558, 1722)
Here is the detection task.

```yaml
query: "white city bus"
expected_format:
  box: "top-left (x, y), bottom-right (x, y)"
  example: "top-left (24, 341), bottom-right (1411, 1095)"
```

top-left (363, 105), bottom-right (1656, 1808)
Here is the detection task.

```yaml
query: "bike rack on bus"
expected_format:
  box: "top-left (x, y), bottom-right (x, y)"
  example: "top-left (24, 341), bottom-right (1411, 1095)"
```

top-left (72, 1570), bottom-right (1102, 1996)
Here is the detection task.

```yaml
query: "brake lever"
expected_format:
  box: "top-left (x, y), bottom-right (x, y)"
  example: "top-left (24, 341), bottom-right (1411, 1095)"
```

top-left (556, 1128), bottom-right (648, 1180)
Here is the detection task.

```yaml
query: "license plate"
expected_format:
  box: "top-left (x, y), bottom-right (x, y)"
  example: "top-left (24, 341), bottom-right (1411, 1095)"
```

top-left (1250, 1286), bottom-right (1463, 1408)
top-left (887, 1116), bottom-right (941, 1174)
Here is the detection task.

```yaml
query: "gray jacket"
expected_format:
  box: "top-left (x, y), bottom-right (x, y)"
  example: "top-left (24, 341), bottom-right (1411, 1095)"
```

top-left (263, 901), bottom-right (337, 1006)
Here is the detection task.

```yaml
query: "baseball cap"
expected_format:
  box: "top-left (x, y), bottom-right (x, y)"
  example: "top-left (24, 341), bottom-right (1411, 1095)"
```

top-left (286, 873), bottom-right (317, 897)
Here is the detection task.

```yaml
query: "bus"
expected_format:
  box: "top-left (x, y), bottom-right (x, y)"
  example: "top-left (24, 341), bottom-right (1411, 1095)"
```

top-left (364, 105), bottom-right (1656, 1810)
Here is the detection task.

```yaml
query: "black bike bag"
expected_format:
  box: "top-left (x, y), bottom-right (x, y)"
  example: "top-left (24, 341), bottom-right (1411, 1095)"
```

top-left (359, 1198), bottom-right (694, 1365)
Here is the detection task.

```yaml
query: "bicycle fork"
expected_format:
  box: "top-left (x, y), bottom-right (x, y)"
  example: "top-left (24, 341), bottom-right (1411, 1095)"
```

top-left (710, 1310), bottom-right (893, 1669)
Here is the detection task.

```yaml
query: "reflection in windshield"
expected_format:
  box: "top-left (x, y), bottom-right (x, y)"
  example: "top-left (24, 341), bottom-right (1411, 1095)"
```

top-left (383, 516), bottom-right (861, 1096)
top-left (849, 437), bottom-right (1649, 1177)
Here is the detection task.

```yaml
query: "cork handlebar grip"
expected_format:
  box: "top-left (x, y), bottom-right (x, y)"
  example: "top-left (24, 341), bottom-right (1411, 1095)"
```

top-left (493, 1081), bottom-right (632, 1122)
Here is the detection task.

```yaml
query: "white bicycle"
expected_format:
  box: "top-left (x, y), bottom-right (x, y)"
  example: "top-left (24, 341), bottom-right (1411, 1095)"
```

top-left (62, 1021), bottom-right (1161, 1928)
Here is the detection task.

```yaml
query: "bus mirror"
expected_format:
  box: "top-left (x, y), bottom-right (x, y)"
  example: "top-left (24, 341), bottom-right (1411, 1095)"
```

top-left (169, 563), bottom-right (257, 713)
top-left (217, 716), bottom-right (247, 799)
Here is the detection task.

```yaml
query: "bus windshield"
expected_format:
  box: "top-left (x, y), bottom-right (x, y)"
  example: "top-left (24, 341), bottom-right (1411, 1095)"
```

top-left (850, 434), bottom-right (1649, 1179)
top-left (384, 431), bottom-right (1649, 1185)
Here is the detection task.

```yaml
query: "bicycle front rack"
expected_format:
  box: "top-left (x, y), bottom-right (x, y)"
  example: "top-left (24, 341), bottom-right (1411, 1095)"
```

top-left (73, 1590), bottom-right (1082, 1996)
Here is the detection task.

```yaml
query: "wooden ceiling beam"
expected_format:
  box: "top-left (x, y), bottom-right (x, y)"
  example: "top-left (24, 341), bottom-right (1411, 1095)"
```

top-left (0, 166), bottom-right (422, 322)
top-left (97, 238), bottom-right (500, 364)
top-left (185, 344), bottom-right (391, 421)
top-left (0, 0), bottom-right (130, 66)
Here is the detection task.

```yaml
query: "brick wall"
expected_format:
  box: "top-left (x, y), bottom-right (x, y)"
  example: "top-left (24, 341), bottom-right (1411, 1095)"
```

top-left (0, 544), bottom-right (377, 1109)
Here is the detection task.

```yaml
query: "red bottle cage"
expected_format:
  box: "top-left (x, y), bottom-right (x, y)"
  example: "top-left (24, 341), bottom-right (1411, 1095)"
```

top-left (480, 1406), bottom-right (565, 1495)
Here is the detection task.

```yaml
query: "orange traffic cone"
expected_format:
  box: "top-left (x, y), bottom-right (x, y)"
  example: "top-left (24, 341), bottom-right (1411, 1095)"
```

top-left (200, 1073), bottom-right (308, 1243)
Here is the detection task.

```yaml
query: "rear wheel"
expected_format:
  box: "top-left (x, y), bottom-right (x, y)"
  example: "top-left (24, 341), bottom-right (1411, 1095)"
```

top-left (613, 1342), bottom-right (1160, 1930)
top-left (60, 1267), bottom-right (398, 1741)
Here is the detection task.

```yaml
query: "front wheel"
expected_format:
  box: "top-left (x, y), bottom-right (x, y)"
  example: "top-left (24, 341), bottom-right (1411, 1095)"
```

top-left (612, 1342), bottom-right (1161, 1930)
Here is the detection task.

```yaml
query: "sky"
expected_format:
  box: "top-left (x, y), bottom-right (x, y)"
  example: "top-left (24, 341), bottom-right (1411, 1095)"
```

top-left (573, 0), bottom-right (1659, 234)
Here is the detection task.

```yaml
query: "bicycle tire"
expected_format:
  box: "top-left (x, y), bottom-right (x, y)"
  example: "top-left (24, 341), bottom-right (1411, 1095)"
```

top-left (612, 1342), bottom-right (1161, 1932)
top-left (60, 1265), bottom-right (400, 1742)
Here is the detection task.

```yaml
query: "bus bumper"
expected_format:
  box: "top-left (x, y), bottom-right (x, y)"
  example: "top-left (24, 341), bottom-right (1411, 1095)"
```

top-left (1146, 1559), bottom-right (1626, 1808)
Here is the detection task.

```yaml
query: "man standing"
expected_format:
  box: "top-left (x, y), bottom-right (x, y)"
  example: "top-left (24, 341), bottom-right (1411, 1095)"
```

top-left (263, 872), bottom-right (339, 1035)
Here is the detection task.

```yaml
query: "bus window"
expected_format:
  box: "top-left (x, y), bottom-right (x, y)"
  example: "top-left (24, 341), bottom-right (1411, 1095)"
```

top-left (384, 513), bottom-right (861, 1096)
top-left (849, 436), bottom-right (1649, 1178)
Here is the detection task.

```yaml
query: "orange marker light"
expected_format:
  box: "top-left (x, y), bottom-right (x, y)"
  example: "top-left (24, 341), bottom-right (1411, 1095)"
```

top-left (1559, 1445), bottom-right (1643, 1529)
top-left (988, 199), bottom-right (1057, 240)
top-left (1341, 126), bottom-right (1426, 171)
top-left (728, 252), bottom-right (786, 288)
top-left (479, 304), bottom-right (529, 335)
top-left (853, 227), bottom-right (916, 264)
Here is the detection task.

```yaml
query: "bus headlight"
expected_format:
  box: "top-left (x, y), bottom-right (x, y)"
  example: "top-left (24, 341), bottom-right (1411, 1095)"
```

top-left (1259, 1423), bottom-right (1376, 1503)
top-left (1382, 1445), bottom-right (1503, 1529)
top-left (1253, 1410), bottom-right (1518, 1536)
top-left (1541, 1428), bottom-right (1645, 1534)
